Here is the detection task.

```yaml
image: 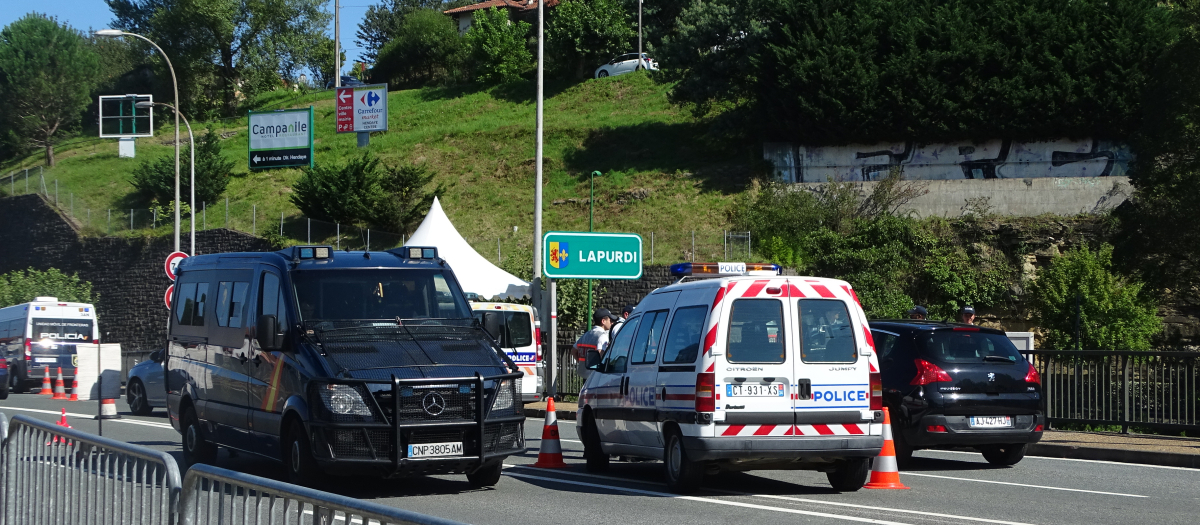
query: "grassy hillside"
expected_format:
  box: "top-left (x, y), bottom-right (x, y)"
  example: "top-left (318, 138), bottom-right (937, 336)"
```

top-left (0, 73), bottom-right (759, 263)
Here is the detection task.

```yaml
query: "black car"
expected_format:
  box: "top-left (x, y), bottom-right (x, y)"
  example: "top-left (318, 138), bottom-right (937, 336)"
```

top-left (326, 76), bottom-right (366, 89)
top-left (869, 320), bottom-right (1043, 466)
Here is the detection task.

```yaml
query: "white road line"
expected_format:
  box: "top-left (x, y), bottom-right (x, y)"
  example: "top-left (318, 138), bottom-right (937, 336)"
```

top-left (505, 465), bottom-right (1034, 525)
top-left (901, 472), bottom-right (1146, 498)
top-left (917, 449), bottom-right (1200, 472)
top-left (503, 469), bottom-right (919, 525)
top-left (0, 407), bottom-right (174, 430)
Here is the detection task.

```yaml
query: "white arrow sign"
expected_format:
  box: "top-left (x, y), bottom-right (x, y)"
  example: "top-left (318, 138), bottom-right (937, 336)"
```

top-left (253, 155), bottom-right (261, 164)
top-left (338, 90), bottom-right (352, 103)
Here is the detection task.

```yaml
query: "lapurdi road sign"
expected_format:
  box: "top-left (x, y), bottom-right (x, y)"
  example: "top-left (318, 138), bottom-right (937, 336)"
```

top-left (543, 232), bottom-right (643, 279)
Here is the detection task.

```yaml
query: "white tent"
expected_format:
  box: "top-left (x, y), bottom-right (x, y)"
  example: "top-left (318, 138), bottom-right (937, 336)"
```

top-left (407, 197), bottom-right (531, 300)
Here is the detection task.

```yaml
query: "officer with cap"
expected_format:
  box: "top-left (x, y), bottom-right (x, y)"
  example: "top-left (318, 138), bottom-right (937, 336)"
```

top-left (958, 305), bottom-right (976, 325)
top-left (907, 305), bottom-right (928, 320)
top-left (574, 308), bottom-right (618, 379)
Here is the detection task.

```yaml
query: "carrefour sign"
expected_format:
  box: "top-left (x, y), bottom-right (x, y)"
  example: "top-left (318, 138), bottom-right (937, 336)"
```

top-left (248, 107), bottom-right (313, 169)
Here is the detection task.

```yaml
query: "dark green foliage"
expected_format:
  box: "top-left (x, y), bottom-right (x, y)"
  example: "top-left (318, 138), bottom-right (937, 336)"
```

top-left (660, 0), bottom-right (1176, 143)
top-left (373, 9), bottom-right (466, 88)
top-left (291, 152), bottom-right (441, 233)
top-left (0, 14), bottom-right (101, 166)
top-left (130, 127), bottom-right (233, 206)
top-left (547, 0), bottom-right (635, 79)
top-left (355, 0), bottom-right (448, 63)
top-left (373, 163), bottom-right (445, 235)
top-left (466, 7), bottom-right (532, 84)
top-left (0, 268), bottom-right (98, 308)
top-left (1029, 245), bottom-right (1161, 350)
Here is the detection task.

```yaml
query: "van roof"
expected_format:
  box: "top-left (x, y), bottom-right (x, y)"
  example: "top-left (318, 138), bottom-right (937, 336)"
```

top-left (177, 247), bottom-right (449, 272)
top-left (470, 302), bottom-right (534, 312)
top-left (656, 275), bottom-right (854, 294)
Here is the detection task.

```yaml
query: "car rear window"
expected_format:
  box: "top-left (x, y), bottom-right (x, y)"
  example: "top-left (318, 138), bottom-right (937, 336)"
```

top-left (798, 299), bottom-right (857, 363)
top-left (917, 331), bottom-right (1023, 364)
top-left (727, 299), bottom-right (785, 364)
top-left (472, 311), bottom-right (532, 348)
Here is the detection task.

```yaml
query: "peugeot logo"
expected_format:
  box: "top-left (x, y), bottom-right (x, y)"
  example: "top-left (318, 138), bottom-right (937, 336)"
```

top-left (422, 392), bottom-right (447, 416)
top-left (987, 372), bottom-right (996, 382)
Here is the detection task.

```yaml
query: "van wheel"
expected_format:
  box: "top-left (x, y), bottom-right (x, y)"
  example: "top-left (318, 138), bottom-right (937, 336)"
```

top-left (664, 430), bottom-right (702, 493)
top-left (181, 407), bottom-right (217, 466)
top-left (981, 444), bottom-right (1026, 466)
top-left (284, 420), bottom-right (319, 485)
top-left (826, 458), bottom-right (870, 491)
top-left (0, 384), bottom-right (8, 400)
top-left (10, 367), bottom-right (26, 393)
top-left (127, 379), bottom-right (152, 416)
top-left (466, 461), bottom-right (504, 488)
top-left (582, 414), bottom-right (609, 473)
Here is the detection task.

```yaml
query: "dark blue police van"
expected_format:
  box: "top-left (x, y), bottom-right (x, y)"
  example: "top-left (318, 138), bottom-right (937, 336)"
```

top-left (165, 245), bottom-right (525, 487)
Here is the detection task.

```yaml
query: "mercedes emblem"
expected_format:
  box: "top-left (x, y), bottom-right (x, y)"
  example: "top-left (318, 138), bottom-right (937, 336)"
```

top-left (422, 392), bottom-right (447, 416)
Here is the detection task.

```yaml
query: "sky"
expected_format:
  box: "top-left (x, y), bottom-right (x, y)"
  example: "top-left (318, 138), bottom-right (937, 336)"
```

top-left (0, 0), bottom-right (377, 75)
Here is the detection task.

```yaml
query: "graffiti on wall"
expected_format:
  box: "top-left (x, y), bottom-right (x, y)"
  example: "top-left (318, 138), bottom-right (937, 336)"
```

top-left (764, 138), bottom-right (1133, 183)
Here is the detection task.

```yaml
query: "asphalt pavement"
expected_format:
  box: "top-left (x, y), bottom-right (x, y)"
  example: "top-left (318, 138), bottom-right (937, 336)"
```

top-left (2, 393), bottom-right (1199, 525)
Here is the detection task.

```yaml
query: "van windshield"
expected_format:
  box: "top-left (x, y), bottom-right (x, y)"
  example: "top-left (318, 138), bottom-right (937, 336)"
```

top-left (292, 269), bottom-right (471, 322)
top-left (472, 311), bottom-right (532, 347)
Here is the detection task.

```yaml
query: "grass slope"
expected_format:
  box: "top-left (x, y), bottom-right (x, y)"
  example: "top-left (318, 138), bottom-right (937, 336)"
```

top-left (0, 74), bottom-right (757, 262)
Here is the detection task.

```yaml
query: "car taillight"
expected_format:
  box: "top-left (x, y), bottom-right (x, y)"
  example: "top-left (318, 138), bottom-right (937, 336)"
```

top-left (534, 328), bottom-right (542, 347)
top-left (1025, 363), bottom-right (1041, 385)
top-left (869, 372), bottom-right (882, 410)
top-left (695, 373), bottom-right (715, 412)
top-left (24, 339), bottom-right (31, 360)
top-left (927, 425), bottom-right (947, 433)
top-left (911, 359), bottom-right (952, 385)
top-left (0, 359), bottom-right (6, 370)
top-left (1034, 424), bottom-right (1044, 432)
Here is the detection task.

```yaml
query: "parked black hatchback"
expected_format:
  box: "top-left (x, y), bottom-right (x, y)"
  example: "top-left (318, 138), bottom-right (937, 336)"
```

top-left (869, 321), bottom-right (1043, 466)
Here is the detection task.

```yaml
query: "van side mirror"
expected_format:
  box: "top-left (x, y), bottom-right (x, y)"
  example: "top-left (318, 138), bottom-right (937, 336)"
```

top-left (585, 350), bottom-right (602, 370)
top-left (257, 314), bottom-right (284, 351)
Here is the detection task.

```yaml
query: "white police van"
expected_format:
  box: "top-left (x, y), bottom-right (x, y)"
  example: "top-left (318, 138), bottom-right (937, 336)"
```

top-left (576, 263), bottom-right (884, 493)
top-left (471, 302), bottom-right (545, 403)
top-left (0, 296), bottom-right (99, 393)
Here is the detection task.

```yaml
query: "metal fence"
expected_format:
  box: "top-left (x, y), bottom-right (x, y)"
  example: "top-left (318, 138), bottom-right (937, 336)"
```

top-left (1023, 350), bottom-right (1200, 434)
top-left (553, 344), bottom-right (586, 397)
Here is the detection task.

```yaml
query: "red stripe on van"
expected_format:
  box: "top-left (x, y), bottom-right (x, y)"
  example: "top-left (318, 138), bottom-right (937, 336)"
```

top-left (788, 284), bottom-right (805, 298)
top-left (844, 424), bottom-right (865, 435)
top-left (810, 285), bottom-right (836, 298)
top-left (722, 425), bottom-right (745, 436)
top-left (711, 286), bottom-right (726, 309)
top-left (812, 424), bottom-right (835, 435)
top-left (705, 362), bottom-right (715, 372)
top-left (783, 425), bottom-right (796, 435)
top-left (862, 326), bottom-right (876, 350)
top-left (754, 425), bottom-right (776, 436)
top-left (842, 285), bottom-right (860, 305)
top-left (703, 325), bottom-right (718, 355)
top-left (742, 280), bottom-right (768, 297)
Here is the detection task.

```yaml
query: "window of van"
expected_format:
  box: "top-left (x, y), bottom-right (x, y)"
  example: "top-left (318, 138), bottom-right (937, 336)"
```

top-left (292, 269), bottom-right (470, 321)
top-left (176, 282), bottom-right (210, 326)
top-left (727, 299), bottom-right (785, 363)
top-left (631, 310), bottom-right (668, 364)
top-left (472, 311), bottom-right (532, 348)
top-left (602, 315), bottom-right (640, 374)
top-left (216, 281), bottom-right (250, 328)
top-left (662, 306), bottom-right (708, 364)
top-left (798, 299), bottom-right (856, 363)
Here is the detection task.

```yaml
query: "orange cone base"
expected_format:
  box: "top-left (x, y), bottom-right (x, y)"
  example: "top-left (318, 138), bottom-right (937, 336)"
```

top-left (864, 471), bottom-right (910, 490)
top-left (532, 453), bottom-right (568, 469)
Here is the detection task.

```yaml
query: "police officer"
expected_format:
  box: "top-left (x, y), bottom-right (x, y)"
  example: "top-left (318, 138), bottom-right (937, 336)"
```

top-left (574, 308), bottom-right (618, 379)
top-left (958, 305), bottom-right (976, 325)
top-left (907, 305), bottom-right (928, 320)
top-left (610, 305), bottom-right (635, 338)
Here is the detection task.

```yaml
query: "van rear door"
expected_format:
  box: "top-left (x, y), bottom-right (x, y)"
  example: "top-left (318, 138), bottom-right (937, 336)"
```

top-left (29, 307), bottom-right (94, 373)
top-left (719, 281), bottom-right (793, 433)
top-left (790, 281), bottom-right (871, 432)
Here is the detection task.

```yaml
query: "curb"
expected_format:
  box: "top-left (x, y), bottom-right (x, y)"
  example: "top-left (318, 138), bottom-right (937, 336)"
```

top-left (1028, 443), bottom-right (1200, 469)
top-left (524, 408), bottom-right (577, 421)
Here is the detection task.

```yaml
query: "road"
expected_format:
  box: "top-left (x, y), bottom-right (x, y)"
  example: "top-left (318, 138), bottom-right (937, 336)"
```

top-left (2, 393), bottom-right (1198, 525)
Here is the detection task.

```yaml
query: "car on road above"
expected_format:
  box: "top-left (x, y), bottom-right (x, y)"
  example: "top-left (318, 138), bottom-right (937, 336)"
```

top-left (326, 76), bottom-right (366, 89)
top-left (594, 53), bottom-right (658, 79)
top-left (127, 349), bottom-right (166, 415)
top-left (869, 320), bottom-right (1044, 467)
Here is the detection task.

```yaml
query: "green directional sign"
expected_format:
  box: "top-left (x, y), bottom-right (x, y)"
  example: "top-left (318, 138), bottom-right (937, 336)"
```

top-left (543, 231), bottom-right (643, 279)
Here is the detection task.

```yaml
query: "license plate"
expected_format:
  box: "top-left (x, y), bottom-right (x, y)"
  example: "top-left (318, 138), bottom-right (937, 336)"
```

top-left (726, 383), bottom-right (785, 397)
top-left (968, 416), bottom-right (1013, 428)
top-left (34, 358), bottom-right (58, 363)
top-left (407, 442), bottom-right (463, 458)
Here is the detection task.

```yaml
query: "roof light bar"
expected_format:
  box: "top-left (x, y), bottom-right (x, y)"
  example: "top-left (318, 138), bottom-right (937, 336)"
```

top-left (291, 246), bottom-right (333, 260)
top-left (670, 262), bottom-right (781, 277)
top-left (388, 246), bottom-right (439, 260)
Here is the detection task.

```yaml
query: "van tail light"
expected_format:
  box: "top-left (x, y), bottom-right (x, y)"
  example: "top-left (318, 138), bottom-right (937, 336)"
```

top-left (911, 359), bottom-right (952, 385)
top-left (695, 373), bottom-right (715, 412)
top-left (869, 372), bottom-right (882, 410)
top-left (24, 339), bottom-right (32, 360)
top-left (534, 328), bottom-right (543, 362)
top-left (1025, 363), bottom-right (1041, 385)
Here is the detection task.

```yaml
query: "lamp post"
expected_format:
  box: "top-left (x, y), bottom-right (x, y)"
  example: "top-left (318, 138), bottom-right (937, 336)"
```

top-left (588, 170), bottom-right (601, 318)
top-left (95, 29), bottom-right (181, 254)
top-left (136, 101), bottom-right (194, 255)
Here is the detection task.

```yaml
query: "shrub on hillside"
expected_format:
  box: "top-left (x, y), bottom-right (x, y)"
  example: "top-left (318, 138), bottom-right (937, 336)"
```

top-left (466, 7), bottom-right (532, 84)
top-left (291, 152), bottom-right (440, 234)
top-left (130, 127), bottom-right (233, 207)
top-left (0, 268), bottom-right (97, 308)
top-left (373, 9), bottom-right (466, 87)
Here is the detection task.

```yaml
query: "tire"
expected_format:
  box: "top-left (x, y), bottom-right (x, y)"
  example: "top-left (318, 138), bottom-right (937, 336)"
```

top-left (891, 421), bottom-right (914, 468)
top-left (663, 430), bottom-right (703, 493)
top-left (127, 379), bottom-right (152, 416)
top-left (284, 419), bottom-right (319, 485)
top-left (181, 407), bottom-right (217, 467)
top-left (466, 461), bottom-right (504, 488)
top-left (0, 384), bottom-right (8, 400)
top-left (981, 444), bottom-right (1027, 466)
top-left (10, 366), bottom-right (26, 394)
top-left (826, 458), bottom-right (870, 492)
top-left (582, 415), bottom-right (609, 473)
top-left (597, 70), bottom-right (609, 78)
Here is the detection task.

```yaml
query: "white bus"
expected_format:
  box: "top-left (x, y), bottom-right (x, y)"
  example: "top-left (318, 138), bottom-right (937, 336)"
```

top-left (0, 296), bottom-right (99, 393)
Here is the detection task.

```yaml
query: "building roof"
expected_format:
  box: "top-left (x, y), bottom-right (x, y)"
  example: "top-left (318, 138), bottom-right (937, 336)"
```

top-left (443, 0), bottom-right (558, 15)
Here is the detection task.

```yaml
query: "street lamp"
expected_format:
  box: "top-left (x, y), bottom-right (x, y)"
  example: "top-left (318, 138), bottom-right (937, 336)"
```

top-left (136, 101), bottom-right (195, 256)
top-left (95, 29), bottom-right (182, 254)
top-left (589, 170), bottom-right (601, 317)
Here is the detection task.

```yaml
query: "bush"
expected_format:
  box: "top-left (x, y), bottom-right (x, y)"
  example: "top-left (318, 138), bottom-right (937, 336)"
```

top-left (465, 7), bottom-right (532, 84)
top-left (372, 163), bottom-right (445, 235)
top-left (0, 268), bottom-right (97, 308)
top-left (373, 9), bottom-right (466, 88)
top-left (130, 127), bottom-right (233, 206)
top-left (1030, 244), bottom-right (1161, 350)
top-left (547, 0), bottom-right (635, 79)
top-left (290, 152), bottom-right (441, 234)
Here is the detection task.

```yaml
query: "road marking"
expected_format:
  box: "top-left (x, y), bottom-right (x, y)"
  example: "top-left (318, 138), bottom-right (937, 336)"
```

top-left (918, 449), bottom-right (1200, 472)
top-left (503, 469), bottom-right (919, 525)
top-left (901, 472), bottom-right (1146, 498)
top-left (0, 407), bottom-right (175, 430)
top-left (505, 465), bottom-right (1033, 525)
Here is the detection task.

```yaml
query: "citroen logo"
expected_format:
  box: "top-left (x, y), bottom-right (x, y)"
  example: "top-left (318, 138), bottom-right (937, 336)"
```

top-left (987, 372), bottom-right (996, 382)
top-left (422, 392), bottom-right (447, 416)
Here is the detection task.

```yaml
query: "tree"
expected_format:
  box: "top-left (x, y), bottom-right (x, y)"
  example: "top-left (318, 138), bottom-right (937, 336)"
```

top-left (355, 0), bottom-right (449, 63)
top-left (0, 14), bottom-right (101, 166)
top-left (305, 37), bottom-right (344, 89)
top-left (1030, 245), bottom-right (1161, 350)
top-left (372, 163), bottom-right (445, 234)
top-left (290, 152), bottom-right (383, 226)
top-left (130, 127), bottom-right (234, 206)
top-left (465, 7), bottom-right (531, 84)
top-left (0, 268), bottom-right (98, 308)
top-left (373, 8), bottom-right (466, 88)
top-left (547, 0), bottom-right (635, 79)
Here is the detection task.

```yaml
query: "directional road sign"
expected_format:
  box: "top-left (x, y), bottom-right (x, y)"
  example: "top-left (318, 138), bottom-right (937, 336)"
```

top-left (543, 232), bottom-right (643, 279)
top-left (336, 84), bottom-right (388, 133)
top-left (164, 251), bottom-right (188, 281)
top-left (248, 107), bottom-right (314, 169)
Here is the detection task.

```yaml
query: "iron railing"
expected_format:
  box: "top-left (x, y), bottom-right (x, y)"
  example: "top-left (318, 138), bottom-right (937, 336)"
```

top-left (553, 344), bottom-right (586, 397)
top-left (1022, 350), bottom-right (1200, 434)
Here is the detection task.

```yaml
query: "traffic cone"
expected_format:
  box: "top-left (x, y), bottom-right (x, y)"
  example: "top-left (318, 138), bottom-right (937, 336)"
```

top-left (864, 406), bottom-right (910, 490)
top-left (52, 367), bottom-right (67, 400)
top-left (49, 408), bottom-right (73, 445)
top-left (38, 366), bottom-right (52, 395)
top-left (68, 378), bottom-right (79, 401)
top-left (96, 398), bottom-right (121, 420)
top-left (532, 398), bottom-right (568, 469)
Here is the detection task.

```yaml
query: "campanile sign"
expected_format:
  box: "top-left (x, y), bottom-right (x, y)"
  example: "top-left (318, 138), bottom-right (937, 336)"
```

top-left (248, 107), bottom-right (313, 169)
top-left (336, 84), bottom-right (388, 133)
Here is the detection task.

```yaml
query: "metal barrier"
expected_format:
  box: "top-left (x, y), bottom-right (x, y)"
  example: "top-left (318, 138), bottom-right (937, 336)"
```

top-left (180, 463), bottom-right (465, 525)
top-left (554, 344), bottom-right (585, 397)
top-left (1, 414), bottom-right (182, 525)
top-left (1023, 350), bottom-right (1200, 434)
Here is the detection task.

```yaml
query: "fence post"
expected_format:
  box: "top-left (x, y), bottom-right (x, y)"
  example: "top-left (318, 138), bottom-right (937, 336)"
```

top-left (724, 230), bottom-right (727, 259)
top-left (651, 232), bottom-right (654, 264)
top-left (498, 238), bottom-right (502, 264)
top-left (367, 229), bottom-right (371, 251)
top-left (107, 209), bottom-right (111, 234)
top-left (747, 230), bottom-right (751, 258)
top-left (307, 218), bottom-right (311, 243)
top-left (336, 222), bottom-right (340, 250)
top-left (252, 204), bottom-right (256, 234)
top-left (691, 230), bottom-right (695, 262)
top-left (203, 201), bottom-right (206, 230)
top-left (280, 211), bottom-right (284, 236)
top-left (1122, 354), bottom-right (1131, 434)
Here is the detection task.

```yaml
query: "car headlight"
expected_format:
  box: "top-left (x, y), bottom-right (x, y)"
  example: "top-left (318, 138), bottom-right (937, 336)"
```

top-left (319, 384), bottom-right (372, 417)
top-left (490, 379), bottom-right (518, 415)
